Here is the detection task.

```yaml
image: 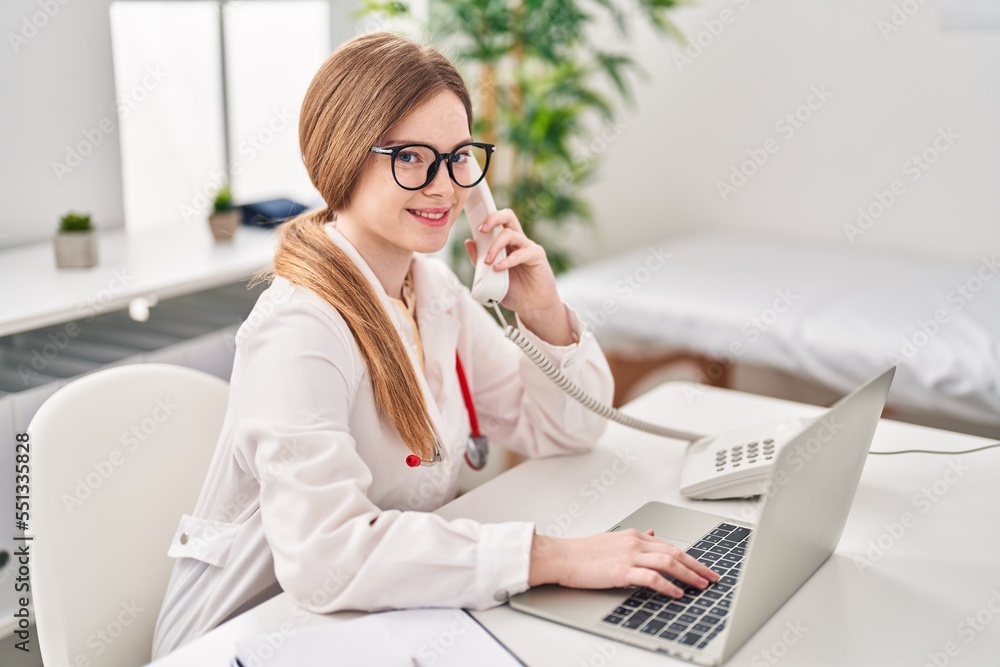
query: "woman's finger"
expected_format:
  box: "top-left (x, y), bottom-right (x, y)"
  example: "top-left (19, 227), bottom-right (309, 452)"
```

top-left (638, 529), bottom-right (719, 584)
top-left (478, 208), bottom-right (522, 235)
top-left (675, 550), bottom-right (719, 583)
top-left (634, 552), bottom-right (710, 590)
top-left (484, 227), bottom-right (526, 264)
top-left (494, 245), bottom-right (544, 271)
top-left (626, 567), bottom-right (685, 598)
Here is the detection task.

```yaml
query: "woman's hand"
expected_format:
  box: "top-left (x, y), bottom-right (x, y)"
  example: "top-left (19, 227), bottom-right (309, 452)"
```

top-left (528, 529), bottom-right (720, 597)
top-left (464, 209), bottom-right (574, 346)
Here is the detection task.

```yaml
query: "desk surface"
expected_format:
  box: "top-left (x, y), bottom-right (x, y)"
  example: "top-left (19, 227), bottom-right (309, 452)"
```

top-left (147, 382), bottom-right (1000, 667)
top-left (0, 224), bottom-right (276, 337)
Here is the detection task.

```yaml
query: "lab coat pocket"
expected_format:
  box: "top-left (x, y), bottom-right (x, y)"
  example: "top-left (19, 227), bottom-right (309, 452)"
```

top-left (167, 514), bottom-right (240, 568)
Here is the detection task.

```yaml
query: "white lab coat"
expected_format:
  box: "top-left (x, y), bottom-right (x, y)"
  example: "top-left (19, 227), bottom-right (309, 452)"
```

top-left (151, 222), bottom-right (614, 659)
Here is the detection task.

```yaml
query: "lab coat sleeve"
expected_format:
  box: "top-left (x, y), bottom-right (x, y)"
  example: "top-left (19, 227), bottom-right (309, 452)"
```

top-left (459, 276), bottom-right (615, 458)
top-left (233, 290), bottom-right (535, 613)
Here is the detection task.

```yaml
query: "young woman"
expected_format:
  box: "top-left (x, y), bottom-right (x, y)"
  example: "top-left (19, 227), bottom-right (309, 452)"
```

top-left (152, 31), bottom-right (716, 658)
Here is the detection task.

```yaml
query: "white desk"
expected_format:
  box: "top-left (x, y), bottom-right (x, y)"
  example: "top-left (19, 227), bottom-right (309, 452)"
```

top-left (0, 224), bottom-right (276, 337)
top-left (147, 382), bottom-right (1000, 666)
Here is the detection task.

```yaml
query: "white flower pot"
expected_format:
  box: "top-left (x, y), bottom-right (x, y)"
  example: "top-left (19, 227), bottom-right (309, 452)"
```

top-left (53, 230), bottom-right (98, 268)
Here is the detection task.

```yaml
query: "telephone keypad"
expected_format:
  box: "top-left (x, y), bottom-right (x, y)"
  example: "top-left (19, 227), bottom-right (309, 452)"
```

top-left (713, 439), bottom-right (776, 474)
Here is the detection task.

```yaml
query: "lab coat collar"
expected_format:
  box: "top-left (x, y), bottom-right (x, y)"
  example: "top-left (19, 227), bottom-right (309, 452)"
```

top-left (322, 222), bottom-right (397, 300)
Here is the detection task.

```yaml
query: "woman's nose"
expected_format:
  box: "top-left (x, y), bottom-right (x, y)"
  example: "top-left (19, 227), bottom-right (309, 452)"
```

top-left (423, 158), bottom-right (456, 195)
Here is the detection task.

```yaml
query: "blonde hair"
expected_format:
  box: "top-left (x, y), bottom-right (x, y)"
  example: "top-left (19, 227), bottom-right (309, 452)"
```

top-left (252, 33), bottom-right (472, 460)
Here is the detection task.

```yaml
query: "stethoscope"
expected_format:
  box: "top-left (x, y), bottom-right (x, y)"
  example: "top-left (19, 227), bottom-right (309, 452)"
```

top-left (404, 352), bottom-right (488, 470)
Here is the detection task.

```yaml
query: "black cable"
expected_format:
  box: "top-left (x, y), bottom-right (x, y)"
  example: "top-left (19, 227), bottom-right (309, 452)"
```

top-left (869, 441), bottom-right (1000, 456)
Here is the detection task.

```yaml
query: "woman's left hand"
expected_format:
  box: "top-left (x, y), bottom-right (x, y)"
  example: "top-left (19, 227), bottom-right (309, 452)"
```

top-left (464, 208), bottom-right (574, 346)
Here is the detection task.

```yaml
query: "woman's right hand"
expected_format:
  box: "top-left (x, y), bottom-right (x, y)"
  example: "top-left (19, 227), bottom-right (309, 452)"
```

top-left (528, 529), bottom-right (719, 597)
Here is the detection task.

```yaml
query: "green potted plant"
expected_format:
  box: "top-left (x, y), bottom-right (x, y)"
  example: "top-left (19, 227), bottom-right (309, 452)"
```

top-left (208, 185), bottom-right (240, 241)
top-left (54, 211), bottom-right (98, 268)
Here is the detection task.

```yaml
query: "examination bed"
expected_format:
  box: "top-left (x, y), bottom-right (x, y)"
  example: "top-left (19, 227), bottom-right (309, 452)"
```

top-left (556, 231), bottom-right (1000, 437)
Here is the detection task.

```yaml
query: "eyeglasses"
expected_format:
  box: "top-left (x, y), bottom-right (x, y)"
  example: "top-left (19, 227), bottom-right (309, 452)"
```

top-left (369, 142), bottom-right (495, 191)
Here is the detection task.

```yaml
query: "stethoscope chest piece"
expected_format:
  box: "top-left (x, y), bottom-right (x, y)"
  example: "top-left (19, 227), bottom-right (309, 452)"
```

top-left (464, 434), bottom-right (489, 471)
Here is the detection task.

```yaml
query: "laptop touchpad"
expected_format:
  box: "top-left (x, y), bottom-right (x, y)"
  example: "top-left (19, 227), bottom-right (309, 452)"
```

top-left (653, 535), bottom-right (691, 550)
top-left (609, 525), bottom-right (691, 551)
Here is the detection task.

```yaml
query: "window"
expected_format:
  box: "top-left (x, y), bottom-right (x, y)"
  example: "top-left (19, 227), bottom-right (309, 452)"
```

top-left (110, 1), bottom-right (330, 231)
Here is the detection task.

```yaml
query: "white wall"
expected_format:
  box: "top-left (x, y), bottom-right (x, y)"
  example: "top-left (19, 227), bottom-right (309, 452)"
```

top-left (3, 1), bottom-right (995, 262)
top-left (0, 0), bottom-right (125, 248)
top-left (576, 0), bottom-right (1000, 263)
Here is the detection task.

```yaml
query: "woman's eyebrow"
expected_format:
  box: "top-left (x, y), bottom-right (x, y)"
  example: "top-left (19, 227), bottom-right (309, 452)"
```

top-left (381, 137), bottom-right (475, 149)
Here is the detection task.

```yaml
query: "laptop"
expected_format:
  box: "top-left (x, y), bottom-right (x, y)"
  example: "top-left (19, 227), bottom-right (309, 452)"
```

top-left (509, 367), bottom-right (895, 665)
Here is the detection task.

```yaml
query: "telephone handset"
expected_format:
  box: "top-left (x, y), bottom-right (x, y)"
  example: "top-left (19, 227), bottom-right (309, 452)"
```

top-left (464, 156), bottom-right (509, 305)
top-left (461, 159), bottom-right (796, 501)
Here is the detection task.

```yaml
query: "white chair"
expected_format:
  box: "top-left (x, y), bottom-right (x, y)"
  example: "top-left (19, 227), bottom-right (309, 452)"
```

top-left (27, 363), bottom-right (229, 667)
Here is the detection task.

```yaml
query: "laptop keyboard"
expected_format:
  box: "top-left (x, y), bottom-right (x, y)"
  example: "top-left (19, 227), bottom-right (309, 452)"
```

top-left (601, 522), bottom-right (753, 651)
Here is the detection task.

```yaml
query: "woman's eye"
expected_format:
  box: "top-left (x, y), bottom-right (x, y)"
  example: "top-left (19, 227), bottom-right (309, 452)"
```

top-left (397, 151), bottom-right (421, 165)
top-left (452, 151), bottom-right (470, 164)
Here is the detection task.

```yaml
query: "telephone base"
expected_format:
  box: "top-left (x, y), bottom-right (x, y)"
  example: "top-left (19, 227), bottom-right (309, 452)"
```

top-left (679, 418), bottom-right (809, 500)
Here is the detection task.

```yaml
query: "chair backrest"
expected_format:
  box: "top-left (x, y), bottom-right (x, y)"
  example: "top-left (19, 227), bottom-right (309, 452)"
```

top-left (28, 363), bottom-right (228, 667)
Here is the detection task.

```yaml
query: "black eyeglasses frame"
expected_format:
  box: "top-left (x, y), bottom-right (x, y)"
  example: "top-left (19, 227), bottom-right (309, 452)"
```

top-left (369, 141), bottom-right (496, 191)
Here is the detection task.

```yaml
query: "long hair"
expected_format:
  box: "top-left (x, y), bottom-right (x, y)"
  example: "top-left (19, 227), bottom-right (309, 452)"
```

top-left (251, 32), bottom-right (472, 460)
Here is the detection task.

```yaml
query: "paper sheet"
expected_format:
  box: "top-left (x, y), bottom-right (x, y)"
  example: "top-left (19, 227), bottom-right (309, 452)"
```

top-left (233, 608), bottom-right (523, 667)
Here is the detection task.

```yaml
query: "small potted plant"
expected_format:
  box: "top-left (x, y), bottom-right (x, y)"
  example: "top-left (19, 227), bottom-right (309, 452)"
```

top-left (208, 185), bottom-right (241, 241)
top-left (54, 211), bottom-right (98, 268)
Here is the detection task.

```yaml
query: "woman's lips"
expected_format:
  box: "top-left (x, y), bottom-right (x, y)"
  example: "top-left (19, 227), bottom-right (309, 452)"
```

top-left (407, 208), bottom-right (450, 227)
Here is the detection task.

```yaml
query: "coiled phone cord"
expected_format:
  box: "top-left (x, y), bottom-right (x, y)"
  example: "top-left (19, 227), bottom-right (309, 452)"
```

top-left (492, 303), bottom-right (706, 443)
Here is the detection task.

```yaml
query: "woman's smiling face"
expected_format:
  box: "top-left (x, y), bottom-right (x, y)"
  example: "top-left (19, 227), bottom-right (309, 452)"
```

top-left (337, 90), bottom-right (474, 262)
